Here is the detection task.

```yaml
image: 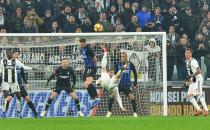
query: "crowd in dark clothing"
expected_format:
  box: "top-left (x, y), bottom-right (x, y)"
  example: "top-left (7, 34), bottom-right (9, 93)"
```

top-left (0, 0), bottom-right (210, 80)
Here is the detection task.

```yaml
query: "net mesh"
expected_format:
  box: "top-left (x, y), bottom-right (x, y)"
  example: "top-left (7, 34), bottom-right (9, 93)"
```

top-left (0, 33), bottom-right (166, 117)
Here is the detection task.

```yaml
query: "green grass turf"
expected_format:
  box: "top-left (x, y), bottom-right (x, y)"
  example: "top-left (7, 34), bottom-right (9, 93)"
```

top-left (0, 116), bottom-right (209, 130)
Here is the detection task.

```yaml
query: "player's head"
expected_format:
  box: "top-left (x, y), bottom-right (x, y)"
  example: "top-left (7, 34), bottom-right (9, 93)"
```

top-left (108, 68), bottom-right (114, 78)
top-left (61, 58), bottom-right (69, 68)
top-left (13, 51), bottom-right (20, 59)
top-left (79, 38), bottom-right (86, 48)
top-left (6, 51), bottom-right (13, 60)
top-left (185, 48), bottom-right (192, 60)
top-left (120, 52), bottom-right (128, 64)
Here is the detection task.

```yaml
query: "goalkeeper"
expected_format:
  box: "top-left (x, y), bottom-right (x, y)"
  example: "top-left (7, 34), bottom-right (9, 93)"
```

top-left (96, 46), bottom-right (126, 111)
top-left (40, 58), bottom-right (84, 117)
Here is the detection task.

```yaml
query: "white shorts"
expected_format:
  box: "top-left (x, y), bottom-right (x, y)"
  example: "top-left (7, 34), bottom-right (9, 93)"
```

top-left (109, 77), bottom-right (120, 91)
top-left (101, 72), bottom-right (111, 89)
top-left (187, 77), bottom-right (203, 96)
top-left (2, 82), bottom-right (20, 94)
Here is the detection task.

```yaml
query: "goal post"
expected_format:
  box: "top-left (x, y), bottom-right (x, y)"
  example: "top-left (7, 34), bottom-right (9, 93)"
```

top-left (0, 32), bottom-right (167, 117)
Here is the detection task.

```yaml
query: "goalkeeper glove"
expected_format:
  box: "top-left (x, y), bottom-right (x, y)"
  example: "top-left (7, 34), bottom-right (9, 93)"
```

top-left (45, 81), bottom-right (49, 88)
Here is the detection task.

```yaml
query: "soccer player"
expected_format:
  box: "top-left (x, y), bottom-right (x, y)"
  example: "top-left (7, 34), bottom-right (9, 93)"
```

top-left (79, 38), bottom-right (100, 106)
top-left (12, 51), bottom-right (38, 118)
top-left (106, 51), bottom-right (138, 117)
top-left (96, 47), bottom-right (126, 111)
top-left (185, 48), bottom-right (208, 116)
top-left (40, 58), bottom-right (84, 117)
top-left (0, 51), bottom-right (34, 118)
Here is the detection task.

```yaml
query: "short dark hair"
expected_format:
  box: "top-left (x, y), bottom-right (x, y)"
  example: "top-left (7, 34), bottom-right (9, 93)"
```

top-left (6, 51), bottom-right (13, 60)
top-left (185, 48), bottom-right (192, 53)
top-left (79, 38), bottom-right (86, 43)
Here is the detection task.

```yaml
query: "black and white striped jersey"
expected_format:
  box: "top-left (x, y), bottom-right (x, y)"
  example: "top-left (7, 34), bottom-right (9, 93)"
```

top-left (0, 59), bottom-right (32, 83)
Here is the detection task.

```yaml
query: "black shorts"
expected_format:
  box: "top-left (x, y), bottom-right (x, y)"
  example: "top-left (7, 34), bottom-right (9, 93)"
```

top-left (119, 87), bottom-right (132, 96)
top-left (53, 84), bottom-right (74, 94)
top-left (20, 86), bottom-right (28, 98)
top-left (83, 67), bottom-right (96, 81)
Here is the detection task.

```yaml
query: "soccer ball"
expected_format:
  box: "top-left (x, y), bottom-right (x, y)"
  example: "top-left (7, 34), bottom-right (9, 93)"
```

top-left (94, 23), bottom-right (104, 32)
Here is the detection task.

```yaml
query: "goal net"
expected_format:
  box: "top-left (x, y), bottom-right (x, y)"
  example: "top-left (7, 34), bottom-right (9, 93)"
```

top-left (0, 33), bottom-right (167, 117)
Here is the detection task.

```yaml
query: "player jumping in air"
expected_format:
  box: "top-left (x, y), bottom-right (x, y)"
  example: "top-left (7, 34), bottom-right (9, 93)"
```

top-left (79, 38), bottom-right (100, 108)
top-left (40, 58), bottom-right (84, 117)
top-left (96, 46), bottom-right (126, 111)
top-left (185, 48), bottom-right (208, 116)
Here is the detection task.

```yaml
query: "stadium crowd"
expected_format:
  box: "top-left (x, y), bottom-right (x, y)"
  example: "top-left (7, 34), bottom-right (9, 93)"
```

top-left (0, 0), bottom-right (210, 81)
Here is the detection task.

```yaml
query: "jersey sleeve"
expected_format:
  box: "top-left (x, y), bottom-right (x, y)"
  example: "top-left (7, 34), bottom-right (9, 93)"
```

top-left (47, 68), bottom-right (58, 82)
top-left (114, 63), bottom-right (119, 75)
top-left (16, 59), bottom-right (32, 70)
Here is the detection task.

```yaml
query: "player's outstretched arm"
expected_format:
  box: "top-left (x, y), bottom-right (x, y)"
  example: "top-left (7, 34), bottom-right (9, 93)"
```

top-left (130, 62), bottom-right (137, 86)
top-left (16, 59), bottom-right (33, 70)
top-left (70, 68), bottom-right (76, 89)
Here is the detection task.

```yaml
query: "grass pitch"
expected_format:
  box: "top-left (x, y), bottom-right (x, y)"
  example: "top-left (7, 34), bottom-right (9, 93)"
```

top-left (0, 116), bottom-right (209, 130)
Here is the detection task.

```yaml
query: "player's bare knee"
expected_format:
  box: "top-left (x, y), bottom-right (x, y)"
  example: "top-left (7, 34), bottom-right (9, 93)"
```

top-left (7, 96), bottom-right (13, 101)
top-left (25, 96), bottom-right (31, 102)
top-left (16, 92), bottom-right (22, 100)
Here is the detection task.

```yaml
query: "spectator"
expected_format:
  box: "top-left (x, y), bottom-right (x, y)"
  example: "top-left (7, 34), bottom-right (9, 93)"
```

top-left (176, 36), bottom-right (191, 80)
top-left (136, 26), bottom-right (142, 32)
top-left (75, 27), bottom-right (82, 33)
top-left (36, 0), bottom-right (54, 17)
top-left (177, 0), bottom-right (191, 12)
top-left (41, 9), bottom-right (54, 33)
top-left (182, 6), bottom-right (200, 41)
top-left (63, 15), bottom-right (78, 33)
top-left (81, 16), bottom-right (93, 32)
top-left (0, 27), bottom-right (7, 33)
top-left (22, 18), bottom-right (37, 33)
top-left (75, 5), bottom-right (88, 25)
top-left (136, 6), bottom-right (151, 31)
top-left (116, 0), bottom-right (124, 13)
top-left (51, 20), bottom-right (62, 33)
top-left (205, 40), bottom-right (210, 80)
top-left (200, 25), bottom-right (210, 41)
top-left (150, 7), bottom-right (164, 31)
top-left (113, 18), bottom-right (125, 31)
top-left (145, 38), bottom-right (161, 81)
top-left (192, 33), bottom-right (207, 67)
top-left (167, 25), bottom-right (180, 80)
top-left (131, 2), bottom-right (139, 14)
top-left (107, 5), bottom-right (118, 26)
top-left (200, 4), bottom-right (209, 20)
top-left (114, 25), bottom-right (123, 32)
top-left (119, 1), bottom-right (134, 26)
top-left (198, 11), bottom-right (210, 36)
top-left (162, 5), bottom-right (183, 34)
top-left (11, 7), bottom-right (24, 33)
top-left (98, 12), bottom-right (112, 32)
top-left (0, 6), bottom-right (10, 32)
top-left (88, 0), bottom-right (105, 25)
top-left (126, 15), bottom-right (138, 32)
top-left (12, 37), bottom-right (20, 45)
top-left (24, 7), bottom-right (44, 32)
top-left (21, 0), bottom-right (36, 15)
top-left (0, 36), bottom-right (9, 46)
top-left (141, 0), bottom-right (159, 11)
top-left (57, 4), bottom-right (74, 30)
